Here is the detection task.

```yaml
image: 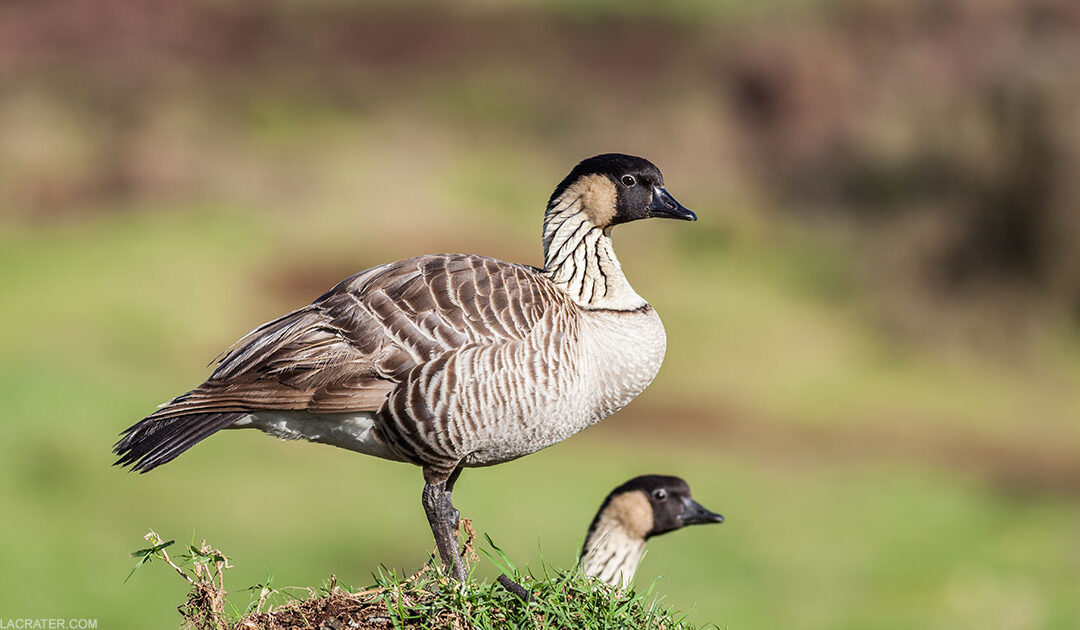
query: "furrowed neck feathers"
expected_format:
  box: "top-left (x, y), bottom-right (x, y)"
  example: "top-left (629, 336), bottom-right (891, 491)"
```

top-left (579, 490), bottom-right (652, 588)
top-left (541, 176), bottom-right (645, 310)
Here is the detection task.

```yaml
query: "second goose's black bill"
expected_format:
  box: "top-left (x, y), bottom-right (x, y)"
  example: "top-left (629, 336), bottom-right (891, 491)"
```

top-left (680, 496), bottom-right (725, 526)
top-left (648, 186), bottom-right (697, 221)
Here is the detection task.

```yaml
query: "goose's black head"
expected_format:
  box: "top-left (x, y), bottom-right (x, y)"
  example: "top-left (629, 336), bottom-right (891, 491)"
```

top-left (589, 474), bottom-right (724, 542)
top-left (548, 154), bottom-right (696, 228)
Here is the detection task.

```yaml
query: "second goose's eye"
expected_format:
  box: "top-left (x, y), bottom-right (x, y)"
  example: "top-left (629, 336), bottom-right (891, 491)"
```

top-left (621, 175), bottom-right (637, 187)
top-left (653, 489), bottom-right (667, 501)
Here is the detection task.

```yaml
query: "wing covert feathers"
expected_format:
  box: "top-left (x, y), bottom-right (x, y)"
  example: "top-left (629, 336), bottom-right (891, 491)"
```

top-left (114, 254), bottom-right (566, 471)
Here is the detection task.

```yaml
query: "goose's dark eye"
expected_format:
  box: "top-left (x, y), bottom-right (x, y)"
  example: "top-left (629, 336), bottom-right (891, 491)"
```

top-left (653, 489), bottom-right (667, 501)
top-left (621, 175), bottom-right (636, 187)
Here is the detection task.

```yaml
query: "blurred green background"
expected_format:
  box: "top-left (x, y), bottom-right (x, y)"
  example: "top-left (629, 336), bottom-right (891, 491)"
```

top-left (2, 1), bottom-right (1079, 628)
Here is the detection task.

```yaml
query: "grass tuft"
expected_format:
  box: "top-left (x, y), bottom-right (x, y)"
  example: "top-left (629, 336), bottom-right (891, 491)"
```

top-left (128, 529), bottom-right (706, 630)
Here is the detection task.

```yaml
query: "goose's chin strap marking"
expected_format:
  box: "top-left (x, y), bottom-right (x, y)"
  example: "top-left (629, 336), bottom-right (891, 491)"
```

top-left (541, 188), bottom-right (646, 311)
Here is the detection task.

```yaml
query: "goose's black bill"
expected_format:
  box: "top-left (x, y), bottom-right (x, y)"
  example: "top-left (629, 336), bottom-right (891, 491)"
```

top-left (680, 496), bottom-right (725, 525)
top-left (648, 186), bottom-right (696, 221)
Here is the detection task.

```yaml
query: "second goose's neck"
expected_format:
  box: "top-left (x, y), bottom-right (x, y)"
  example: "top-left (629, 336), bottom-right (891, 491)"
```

top-left (541, 197), bottom-right (645, 310)
top-left (580, 516), bottom-right (647, 588)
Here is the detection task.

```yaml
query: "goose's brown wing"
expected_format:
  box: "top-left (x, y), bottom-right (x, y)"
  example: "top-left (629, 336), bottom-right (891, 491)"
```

top-left (115, 254), bottom-right (560, 471)
top-left (209, 253), bottom-right (552, 405)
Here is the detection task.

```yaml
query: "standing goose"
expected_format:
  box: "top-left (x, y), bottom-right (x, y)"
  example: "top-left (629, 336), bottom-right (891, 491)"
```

top-left (580, 475), bottom-right (724, 588)
top-left (114, 153), bottom-right (696, 581)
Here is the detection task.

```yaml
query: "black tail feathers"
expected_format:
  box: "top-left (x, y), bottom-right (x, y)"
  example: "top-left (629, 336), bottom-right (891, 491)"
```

top-left (113, 412), bottom-right (242, 473)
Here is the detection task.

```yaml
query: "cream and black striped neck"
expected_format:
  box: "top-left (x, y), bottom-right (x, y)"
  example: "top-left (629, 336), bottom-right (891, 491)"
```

top-left (580, 517), bottom-right (647, 588)
top-left (541, 196), bottom-right (645, 311)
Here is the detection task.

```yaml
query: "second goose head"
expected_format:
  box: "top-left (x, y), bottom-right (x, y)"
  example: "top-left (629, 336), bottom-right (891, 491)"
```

top-left (580, 475), bottom-right (724, 588)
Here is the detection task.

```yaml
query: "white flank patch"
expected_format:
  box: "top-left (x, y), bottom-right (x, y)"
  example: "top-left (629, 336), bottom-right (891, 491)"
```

top-left (230, 411), bottom-right (404, 461)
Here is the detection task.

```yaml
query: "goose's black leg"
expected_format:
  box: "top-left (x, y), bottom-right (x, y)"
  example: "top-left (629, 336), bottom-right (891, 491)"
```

top-left (445, 467), bottom-right (463, 527)
top-left (427, 470), bottom-right (528, 596)
top-left (422, 481), bottom-right (467, 582)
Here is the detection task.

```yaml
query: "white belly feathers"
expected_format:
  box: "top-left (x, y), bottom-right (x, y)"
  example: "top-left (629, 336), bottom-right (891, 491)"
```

top-left (232, 411), bottom-right (404, 461)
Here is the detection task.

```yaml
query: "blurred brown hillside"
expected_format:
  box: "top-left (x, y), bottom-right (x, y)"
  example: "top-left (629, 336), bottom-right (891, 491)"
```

top-left (3, 0), bottom-right (1079, 343)
top-left (3, 4), bottom-right (1080, 628)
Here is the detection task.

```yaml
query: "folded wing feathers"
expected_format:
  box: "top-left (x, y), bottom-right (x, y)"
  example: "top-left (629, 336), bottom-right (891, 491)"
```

top-left (114, 254), bottom-right (565, 471)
